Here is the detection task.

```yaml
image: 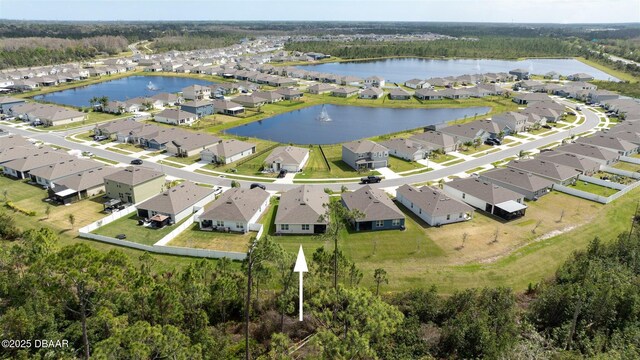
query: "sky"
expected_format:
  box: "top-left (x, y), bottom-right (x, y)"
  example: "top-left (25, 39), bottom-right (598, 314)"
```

top-left (1, 0), bottom-right (638, 23)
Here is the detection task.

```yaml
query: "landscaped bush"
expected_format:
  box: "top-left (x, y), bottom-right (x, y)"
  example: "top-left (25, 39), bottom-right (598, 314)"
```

top-left (5, 201), bottom-right (37, 216)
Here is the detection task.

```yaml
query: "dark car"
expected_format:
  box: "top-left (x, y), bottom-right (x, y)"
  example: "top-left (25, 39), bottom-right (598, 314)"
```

top-left (277, 169), bottom-right (288, 178)
top-left (115, 234), bottom-right (127, 240)
top-left (130, 159), bottom-right (143, 165)
top-left (250, 183), bottom-right (266, 190)
top-left (484, 139), bottom-right (495, 146)
top-left (360, 175), bottom-right (382, 184)
top-left (542, 125), bottom-right (552, 129)
top-left (492, 138), bottom-right (502, 145)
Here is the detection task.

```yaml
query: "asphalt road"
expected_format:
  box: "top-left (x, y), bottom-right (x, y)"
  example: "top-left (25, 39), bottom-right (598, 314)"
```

top-left (0, 100), bottom-right (600, 192)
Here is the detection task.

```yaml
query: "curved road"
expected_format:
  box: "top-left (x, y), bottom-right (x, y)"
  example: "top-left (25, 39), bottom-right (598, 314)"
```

top-left (0, 100), bottom-right (600, 192)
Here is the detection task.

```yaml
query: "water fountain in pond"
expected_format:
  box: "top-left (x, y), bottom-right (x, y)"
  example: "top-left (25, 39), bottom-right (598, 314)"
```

top-left (316, 104), bottom-right (331, 122)
top-left (146, 81), bottom-right (159, 91)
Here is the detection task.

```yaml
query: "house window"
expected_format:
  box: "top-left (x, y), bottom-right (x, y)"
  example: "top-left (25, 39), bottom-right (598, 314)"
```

top-left (281, 224), bottom-right (289, 231)
top-left (446, 214), bottom-right (451, 220)
top-left (216, 220), bottom-right (224, 227)
top-left (375, 220), bottom-right (385, 228)
top-left (419, 209), bottom-right (421, 214)
top-left (302, 224), bottom-right (310, 231)
top-left (462, 193), bottom-right (466, 199)
top-left (459, 213), bottom-right (463, 218)
top-left (236, 222), bottom-right (244, 229)
top-left (410, 202), bottom-right (413, 208)
top-left (392, 219), bottom-right (401, 227)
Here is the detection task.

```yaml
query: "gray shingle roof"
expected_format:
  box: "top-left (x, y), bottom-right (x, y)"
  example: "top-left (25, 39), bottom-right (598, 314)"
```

top-left (275, 185), bottom-right (329, 224)
top-left (202, 139), bottom-right (255, 158)
top-left (54, 166), bottom-right (120, 192)
top-left (343, 140), bottom-right (387, 154)
top-left (341, 185), bottom-right (404, 222)
top-left (2, 150), bottom-right (75, 172)
top-left (264, 146), bottom-right (309, 167)
top-left (445, 177), bottom-right (524, 204)
top-left (576, 133), bottom-right (638, 152)
top-left (137, 181), bottom-right (214, 216)
top-left (396, 184), bottom-right (472, 217)
top-left (506, 159), bottom-right (580, 182)
top-left (29, 158), bottom-right (102, 181)
top-left (480, 168), bottom-right (555, 192)
top-left (554, 143), bottom-right (618, 162)
top-left (200, 187), bottom-right (270, 222)
top-left (103, 166), bottom-right (164, 186)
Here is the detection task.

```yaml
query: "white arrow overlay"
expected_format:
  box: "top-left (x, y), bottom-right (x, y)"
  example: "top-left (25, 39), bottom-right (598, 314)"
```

top-left (294, 245), bottom-right (308, 321)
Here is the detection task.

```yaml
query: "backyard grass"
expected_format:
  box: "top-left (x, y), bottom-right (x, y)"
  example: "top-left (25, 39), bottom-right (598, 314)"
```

top-left (569, 181), bottom-right (619, 197)
top-left (612, 161), bottom-right (640, 173)
top-left (92, 213), bottom-right (190, 246)
top-left (168, 223), bottom-right (252, 253)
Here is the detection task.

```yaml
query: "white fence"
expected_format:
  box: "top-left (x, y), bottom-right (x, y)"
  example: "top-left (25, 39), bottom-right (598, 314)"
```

top-left (620, 156), bottom-right (640, 165)
top-left (602, 165), bottom-right (640, 179)
top-left (78, 207), bottom-right (274, 261)
top-left (553, 179), bottom-right (640, 204)
top-left (578, 175), bottom-right (627, 190)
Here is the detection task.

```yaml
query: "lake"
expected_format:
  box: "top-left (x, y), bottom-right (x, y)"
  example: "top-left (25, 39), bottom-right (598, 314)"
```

top-left (225, 104), bottom-right (490, 144)
top-left (298, 58), bottom-right (618, 83)
top-left (34, 76), bottom-right (214, 108)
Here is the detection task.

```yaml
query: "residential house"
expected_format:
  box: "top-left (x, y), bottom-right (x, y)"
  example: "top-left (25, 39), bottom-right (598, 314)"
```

top-left (443, 178), bottom-right (527, 220)
top-left (410, 131), bottom-right (458, 152)
top-left (568, 73), bottom-right (594, 81)
top-left (48, 166), bottom-right (119, 204)
top-left (151, 92), bottom-right (183, 106)
top-left (554, 143), bottom-right (619, 166)
top-left (575, 133), bottom-right (639, 156)
top-left (0, 145), bottom-right (51, 164)
top-left (414, 89), bottom-right (442, 100)
top-left (589, 90), bottom-right (619, 104)
top-left (180, 99), bottom-right (214, 118)
top-left (404, 79), bottom-right (428, 89)
top-left (154, 109), bottom-right (198, 126)
top-left (136, 181), bottom-right (216, 227)
top-left (2, 150), bottom-right (75, 179)
top-left (164, 133), bottom-right (221, 157)
top-left (0, 135), bottom-right (30, 151)
top-left (342, 140), bottom-right (389, 170)
top-left (197, 187), bottom-right (270, 233)
top-left (492, 111), bottom-right (528, 133)
top-left (331, 87), bottom-right (359, 98)
top-left (506, 159), bottom-right (580, 185)
top-left (233, 94), bottom-right (268, 108)
top-left (508, 68), bottom-right (529, 80)
top-left (182, 84), bottom-right (211, 100)
top-left (479, 168), bottom-right (555, 200)
top-left (29, 158), bottom-right (101, 188)
top-left (341, 186), bottom-right (405, 231)
top-left (103, 166), bottom-right (166, 204)
top-left (200, 139), bottom-right (256, 164)
top-left (512, 93), bottom-right (551, 105)
top-left (253, 91), bottom-right (284, 104)
top-left (307, 83), bottom-right (335, 95)
top-left (380, 138), bottom-right (428, 161)
top-left (95, 118), bottom-right (143, 139)
top-left (517, 80), bottom-right (545, 92)
top-left (275, 87), bottom-right (303, 100)
top-left (537, 151), bottom-right (601, 176)
top-left (388, 87), bottom-right (411, 100)
top-left (396, 184), bottom-right (473, 226)
top-left (275, 185), bottom-right (329, 234)
top-left (264, 146), bottom-right (310, 172)
top-left (359, 87), bottom-right (384, 99)
top-left (365, 76), bottom-right (385, 87)
top-left (212, 99), bottom-right (245, 115)
top-left (439, 122), bottom-right (491, 145)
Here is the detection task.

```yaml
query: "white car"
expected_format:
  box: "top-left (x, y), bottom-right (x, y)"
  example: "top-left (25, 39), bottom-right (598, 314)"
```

top-left (213, 186), bottom-right (223, 195)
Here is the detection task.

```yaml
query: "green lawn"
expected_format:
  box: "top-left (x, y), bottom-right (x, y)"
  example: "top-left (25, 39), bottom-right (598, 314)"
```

top-left (202, 143), bottom-right (280, 178)
top-left (157, 160), bottom-right (185, 168)
top-left (114, 142), bottom-right (145, 152)
top-left (93, 156), bottom-right (120, 165)
top-left (612, 161), bottom-right (640, 173)
top-left (46, 111), bottom-right (122, 131)
top-left (166, 154), bottom-right (201, 165)
top-left (92, 213), bottom-right (189, 246)
top-left (107, 147), bottom-right (134, 155)
top-left (459, 144), bottom-right (493, 155)
top-left (295, 145), bottom-right (380, 179)
top-left (430, 153), bottom-right (457, 164)
top-left (168, 223), bottom-right (252, 253)
top-left (569, 181), bottom-right (619, 197)
top-left (387, 156), bottom-right (427, 172)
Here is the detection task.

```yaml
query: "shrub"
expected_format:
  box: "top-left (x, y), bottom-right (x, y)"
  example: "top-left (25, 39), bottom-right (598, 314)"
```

top-left (5, 201), bottom-right (37, 216)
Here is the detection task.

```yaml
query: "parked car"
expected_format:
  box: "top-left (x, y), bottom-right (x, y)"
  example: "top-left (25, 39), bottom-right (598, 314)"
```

top-left (361, 175), bottom-right (382, 184)
top-left (115, 234), bottom-right (127, 240)
top-left (484, 139), bottom-right (495, 146)
top-left (94, 135), bottom-right (108, 141)
top-left (250, 183), bottom-right (266, 190)
top-left (130, 159), bottom-right (143, 165)
top-left (277, 169), bottom-right (288, 178)
top-left (212, 186), bottom-right (223, 195)
top-left (492, 138), bottom-right (502, 145)
top-left (82, 151), bottom-right (94, 157)
top-left (542, 125), bottom-right (552, 129)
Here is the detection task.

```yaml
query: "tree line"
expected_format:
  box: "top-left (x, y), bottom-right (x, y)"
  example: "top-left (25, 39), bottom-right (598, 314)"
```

top-left (285, 36), bottom-right (580, 60)
top-left (2, 197), bottom-right (640, 359)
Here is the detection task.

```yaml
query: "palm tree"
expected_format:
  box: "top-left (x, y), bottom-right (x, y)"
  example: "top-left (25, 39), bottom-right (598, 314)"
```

top-left (88, 97), bottom-right (99, 109)
top-left (98, 96), bottom-right (109, 111)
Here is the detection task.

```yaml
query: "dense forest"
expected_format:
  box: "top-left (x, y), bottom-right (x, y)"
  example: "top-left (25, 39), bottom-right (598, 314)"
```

top-left (0, 36), bottom-right (128, 69)
top-left (285, 37), bottom-right (580, 59)
top-left (151, 34), bottom-right (245, 52)
top-left (2, 197), bottom-right (640, 359)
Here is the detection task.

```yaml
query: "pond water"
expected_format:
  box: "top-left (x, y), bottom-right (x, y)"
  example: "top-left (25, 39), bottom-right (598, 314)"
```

top-left (298, 58), bottom-right (618, 83)
top-left (34, 76), bottom-right (214, 107)
top-left (225, 104), bottom-right (490, 144)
